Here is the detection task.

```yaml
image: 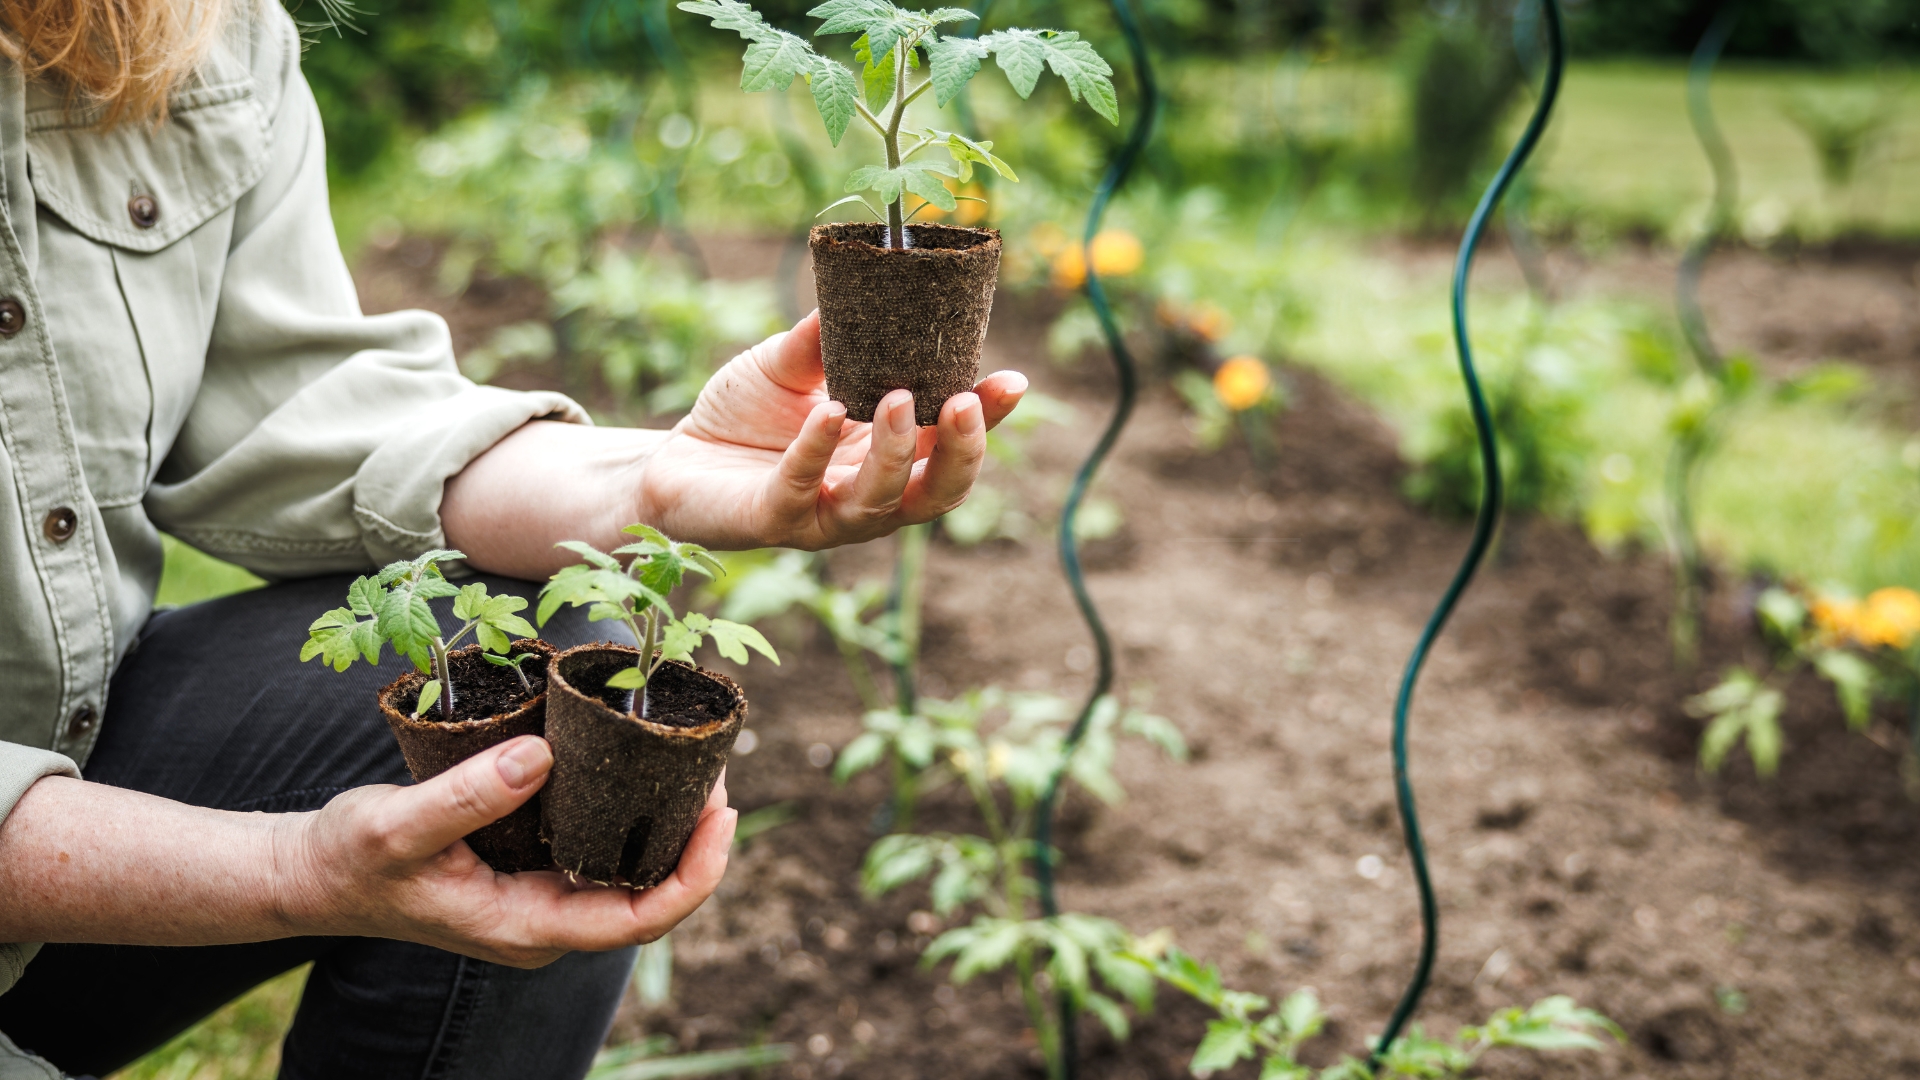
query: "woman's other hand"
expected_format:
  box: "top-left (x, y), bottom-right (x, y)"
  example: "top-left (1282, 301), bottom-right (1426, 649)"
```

top-left (636, 310), bottom-right (1027, 550)
top-left (278, 736), bottom-right (732, 967)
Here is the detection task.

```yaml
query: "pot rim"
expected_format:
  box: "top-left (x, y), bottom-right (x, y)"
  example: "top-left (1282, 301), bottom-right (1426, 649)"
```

top-left (548, 642), bottom-right (745, 739)
top-left (810, 221), bottom-right (1001, 257)
top-left (377, 638), bottom-right (554, 734)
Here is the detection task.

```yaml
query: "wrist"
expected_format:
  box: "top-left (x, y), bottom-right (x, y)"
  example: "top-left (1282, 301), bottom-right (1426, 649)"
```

top-left (265, 809), bottom-right (350, 937)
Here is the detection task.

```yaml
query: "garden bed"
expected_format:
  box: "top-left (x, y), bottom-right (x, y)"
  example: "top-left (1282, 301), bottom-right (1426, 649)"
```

top-left (355, 239), bottom-right (1920, 1080)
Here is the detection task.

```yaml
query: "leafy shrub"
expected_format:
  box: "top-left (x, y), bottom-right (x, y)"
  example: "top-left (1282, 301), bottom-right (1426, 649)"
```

top-left (1400, 5), bottom-right (1522, 218)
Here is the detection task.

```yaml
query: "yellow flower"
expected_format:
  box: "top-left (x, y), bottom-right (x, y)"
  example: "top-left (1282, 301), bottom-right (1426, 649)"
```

top-left (1856, 587), bottom-right (1920, 649)
top-left (1156, 299), bottom-right (1232, 343)
top-left (1031, 221), bottom-right (1069, 259)
top-left (1050, 244), bottom-right (1086, 290)
top-left (1213, 355), bottom-right (1271, 412)
top-left (1811, 594), bottom-right (1861, 644)
top-left (1048, 229), bottom-right (1143, 290)
top-left (1089, 229), bottom-right (1144, 276)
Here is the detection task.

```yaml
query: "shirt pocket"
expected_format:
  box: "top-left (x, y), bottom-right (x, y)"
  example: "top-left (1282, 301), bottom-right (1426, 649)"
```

top-left (25, 70), bottom-right (269, 507)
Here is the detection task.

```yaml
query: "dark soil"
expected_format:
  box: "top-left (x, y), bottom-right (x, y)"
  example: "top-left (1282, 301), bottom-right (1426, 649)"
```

top-left (574, 656), bottom-right (742, 729)
top-left (359, 239), bottom-right (1920, 1080)
top-left (409, 650), bottom-right (543, 725)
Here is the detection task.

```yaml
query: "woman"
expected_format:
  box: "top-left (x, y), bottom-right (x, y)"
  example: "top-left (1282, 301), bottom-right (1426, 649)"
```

top-left (0, 0), bottom-right (1024, 1075)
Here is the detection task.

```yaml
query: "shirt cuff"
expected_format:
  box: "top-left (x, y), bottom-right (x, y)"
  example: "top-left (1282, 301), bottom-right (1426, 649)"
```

top-left (353, 384), bottom-right (590, 566)
top-left (0, 743), bottom-right (79, 1002)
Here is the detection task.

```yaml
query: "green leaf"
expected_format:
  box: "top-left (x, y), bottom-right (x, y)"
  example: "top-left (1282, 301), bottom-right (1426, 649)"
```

top-left (1048, 933), bottom-right (1090, 999)
top-left (861, 833), bottom-right (937, 895)
top-left (452, 581), bottom-right (490, 622)
top-left (555, 540), bottom-right (621, 571)
top-left (1122, 709), bottom-right (1188, 761)
top-left (1190, 1019), bottom-right (1257, 1077)
top-left (658, 619), bottom-right (702, 664)
top-left (302, 605), bottom-right (382, 671)
top-left (806, 57), bottom-right (860, 145)
top-left (949, 920), bottom-right (1024, 982)
top-left (853, 33), bottom-right (897, 112)
top-left (620, 523), bottom-right (672, 548)
top-left (807, 0), bottom-right (902, 38)
top-left (833, 731), bottom-right (889, 782)
top-left (1277, 989), bottom-right (1324, 1042)
top-left (901, 164), bottom-right (958, 210)
top-left (707, 619), bottom-right (780, 665)
top-left (925, 34), bottom-right (989, 105)
top-left (482, 651), bottom-right (534, 670)
top-left (816, 193), bottom-right (884, 220)
top-left (1083, 991), bottom-right (1130, 1042)
top-left (742, 34), bottom-right (818, 93)
top-left (979, 29), bottom-right (1117, 123)
top-left (346, 575), bottom-right (381, 617)
top-left (846, 161), bottom-right (956, 207)
top-left (1258, 1055), bottom-right (1310, 1080)
top-left (413, 679), bottom-right (442, 718)
top-left (678, 0), bottom-right (783, 42)
top-left (1496, 1026), bottom-right (1605, 1051)
top-left (606, 666), bottom-right (647, 690)
top-left (1814, 649), bottom-right (1876, 731)
top-left (1092, 947), bottom-right (1156, 1012)
top-left (929, 855), bottom-right (983, 914)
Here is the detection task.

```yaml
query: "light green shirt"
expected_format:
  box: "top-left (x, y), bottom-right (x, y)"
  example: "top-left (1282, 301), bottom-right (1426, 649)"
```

top-left (0, 1), bottom-right (585, 1020)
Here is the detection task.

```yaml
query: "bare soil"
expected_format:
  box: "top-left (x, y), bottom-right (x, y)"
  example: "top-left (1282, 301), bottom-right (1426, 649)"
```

top-left (359, 239), bottom-right (1920, 1080)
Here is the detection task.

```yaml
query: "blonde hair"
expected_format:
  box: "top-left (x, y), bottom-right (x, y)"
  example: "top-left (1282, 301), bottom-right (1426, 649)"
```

top-left (0, 0), bottom-right (230, 124)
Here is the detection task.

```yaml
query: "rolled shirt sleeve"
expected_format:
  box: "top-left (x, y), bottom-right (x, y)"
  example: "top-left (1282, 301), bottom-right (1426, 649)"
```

top-left (143, 10), bottom-right (585, 578)
top-left (0, 743), bottom-right (77, 999)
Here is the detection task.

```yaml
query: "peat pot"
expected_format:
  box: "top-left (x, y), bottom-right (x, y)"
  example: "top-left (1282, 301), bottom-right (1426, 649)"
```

top-left (809, 222), bottom-right (1002, 426)
top-left (542, 643), bottom-right (747, 888)
top-left (378, 638), bottom-right (555, 874)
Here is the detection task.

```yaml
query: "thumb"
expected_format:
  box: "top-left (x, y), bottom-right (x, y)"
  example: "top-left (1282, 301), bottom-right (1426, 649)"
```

top-left (384, 736), bottom-right (551, 861)
top-left (754, 310), bottom-right (825, 394)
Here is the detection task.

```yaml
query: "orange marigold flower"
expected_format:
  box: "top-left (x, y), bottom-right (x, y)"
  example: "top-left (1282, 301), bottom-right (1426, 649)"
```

top-left (1031, 221), bottom-right (1069, 259)
top-left (1214, 356), bottom-right (1271, 412)
top-left (1185, 300), bottom-right (1231, 343)
top-left (1856, 587), bottom-right (1920, 649)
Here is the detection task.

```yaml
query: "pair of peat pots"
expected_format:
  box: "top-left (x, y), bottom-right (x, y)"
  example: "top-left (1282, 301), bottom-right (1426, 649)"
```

top-left (378, 640), bottom-right (744, 887)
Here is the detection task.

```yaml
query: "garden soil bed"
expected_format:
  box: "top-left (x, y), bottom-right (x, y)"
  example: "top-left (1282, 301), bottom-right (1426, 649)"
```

top-left (363, 238), bottom-right (1920, 1080)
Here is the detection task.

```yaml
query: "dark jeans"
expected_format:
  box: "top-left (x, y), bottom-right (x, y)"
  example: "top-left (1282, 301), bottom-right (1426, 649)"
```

top-left (0, 574), bottom-right (636, 1080)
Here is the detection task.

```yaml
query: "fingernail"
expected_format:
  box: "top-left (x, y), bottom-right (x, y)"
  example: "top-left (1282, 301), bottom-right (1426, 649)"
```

top-left (889, 396), bottom-right (915, 435)
top-left (957, 394), bottom-right (984, 435)
top-left (497, 738), bottom-right (551, 789)
top-left (823, 401), bottom-right (846, 432)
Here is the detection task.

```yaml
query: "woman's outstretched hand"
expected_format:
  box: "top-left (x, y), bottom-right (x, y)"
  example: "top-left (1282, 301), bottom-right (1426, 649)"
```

top-left (636, 310), bottom-right (1027, 550)
top-left (280, 736), bottom-right (733, 967)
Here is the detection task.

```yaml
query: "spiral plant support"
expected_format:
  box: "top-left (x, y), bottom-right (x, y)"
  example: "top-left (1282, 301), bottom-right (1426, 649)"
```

top-left (1369, 0), bottom-right (1564, 1067)
top-left (1031, 0), bottom-right (1157, 1071)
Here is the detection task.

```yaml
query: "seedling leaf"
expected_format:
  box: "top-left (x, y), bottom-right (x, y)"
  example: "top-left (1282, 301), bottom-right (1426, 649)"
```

top-left (607, 667), bottom-right (647, 689)
top-left (925, 34), bottom-right (989, 105)
top-left (979, 29), bottom-right (1117, 123)
top-left (413, 679), bottom-right (442, 718)
top-left (707, 619), bottom-right (780, 665)
top-left (807, 57), bottom-right (861, 144)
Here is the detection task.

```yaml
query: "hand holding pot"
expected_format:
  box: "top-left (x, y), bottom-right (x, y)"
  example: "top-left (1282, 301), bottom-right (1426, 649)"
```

top-left (280, 736), bottom-right (734, 968)
top-left (635, 310), bottom-right (1028, 550)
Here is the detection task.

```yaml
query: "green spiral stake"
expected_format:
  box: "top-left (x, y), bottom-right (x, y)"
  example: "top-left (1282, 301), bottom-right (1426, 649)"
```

top-left (1668, 5), bottom-right (1739, 666)
top-left (1031, 0), bottom-right (1156, 1073)
top-left (1370, 0), bottom-right (1563, 1070)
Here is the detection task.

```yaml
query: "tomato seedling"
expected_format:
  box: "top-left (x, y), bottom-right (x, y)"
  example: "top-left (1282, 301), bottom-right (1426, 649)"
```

top-left (300, 549), bottom-right (537, 721)
top-left (539, 524), bottom-right (779, 717)
top-left (678, 0), bottom-right (1118, 249)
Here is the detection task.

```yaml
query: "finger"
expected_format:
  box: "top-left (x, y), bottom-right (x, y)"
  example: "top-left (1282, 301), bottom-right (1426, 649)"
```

top-left (975, 371), bottom-right (1028, 431)
top-left (826, 390), bottom-right (917, 531)
top-left (374, 737), bottom-right (551, 862)
top-left (901, 391), bottom-right (988, 521)
top-left (752, 310), bottom-right (825, 394)
top-left (626, 801), bottom-right (737, 935)
top-left (761, 400), bottom-right (847, 534)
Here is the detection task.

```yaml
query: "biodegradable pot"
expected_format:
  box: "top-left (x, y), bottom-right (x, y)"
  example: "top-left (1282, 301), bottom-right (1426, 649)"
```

top-left (542, 643), bottom-right (746, 888)
top-left (809, 222), bottom-right (1002, 426)
top-left (378, 638), bottom-right (555, 874)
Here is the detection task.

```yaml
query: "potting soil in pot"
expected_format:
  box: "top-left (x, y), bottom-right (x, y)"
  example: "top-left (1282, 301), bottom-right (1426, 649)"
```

top-left (809, 222), bottom-right (1001, 426)
top-left (378, 639), bottom-right (554, 874)
top-left (543, 645), bottom-right (746, 888)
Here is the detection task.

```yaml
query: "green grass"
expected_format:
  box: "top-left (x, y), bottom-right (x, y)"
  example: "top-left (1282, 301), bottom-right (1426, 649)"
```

top-left (156, 535), bottom-right (263, 609)
top-left (109, 968), bottom-right (308, 1080)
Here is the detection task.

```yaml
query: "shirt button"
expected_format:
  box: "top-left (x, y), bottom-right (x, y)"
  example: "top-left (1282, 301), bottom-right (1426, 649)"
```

top-left (43, 506), bottom-right (77, 543)
top-left (129, 194), bottom-right (159, 229)
top-left (0, 298), bottom-right (25, 337)
top-left (66, 704), bottom-right (96, 740)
